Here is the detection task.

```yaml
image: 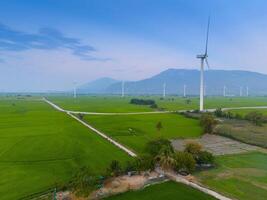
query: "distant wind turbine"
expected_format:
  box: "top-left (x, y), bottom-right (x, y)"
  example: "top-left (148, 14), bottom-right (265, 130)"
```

top-left (197, 16), bottom-right (211, 111)
top-left (223, 85), bottom-right (226, 97)
top-left (183, 84), bottom-right (187, 97)
top-left (246, 86), bottom-right (249, 96)
top-left (163, 83), bottom-right (166, 98)
top-left (240, 86), bottom-right (243, 97)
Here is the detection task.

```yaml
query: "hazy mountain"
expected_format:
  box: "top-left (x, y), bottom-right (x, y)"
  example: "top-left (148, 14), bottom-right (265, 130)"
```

top-left (78, 69), bottom-right (267, 96)
top-left (77, 77), bottom-right (118, 94)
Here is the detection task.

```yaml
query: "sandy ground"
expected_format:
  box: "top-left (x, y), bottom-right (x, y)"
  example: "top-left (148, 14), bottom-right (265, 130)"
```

top-left (172, 134), bottom-right (260, 156)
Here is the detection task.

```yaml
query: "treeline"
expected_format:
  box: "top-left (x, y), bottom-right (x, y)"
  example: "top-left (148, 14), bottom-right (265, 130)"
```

top-left (130, 98), bottom-right (158, 108)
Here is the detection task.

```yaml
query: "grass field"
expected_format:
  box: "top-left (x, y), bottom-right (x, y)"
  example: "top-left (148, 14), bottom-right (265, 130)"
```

top-left (84, 113), bottom-right (202, 153)
top-left (48, 96), bottom-right (267, 113)
top-left (228, 108), bottom-right (267, 116)
top-left (215, 119), bottom-right (267, 148)
top-left (196, 152), bottom-right (267, 200)
top-left (105, 181), bottom-right (216, 200)
top-left (0, 98), bottom-right (130, 200)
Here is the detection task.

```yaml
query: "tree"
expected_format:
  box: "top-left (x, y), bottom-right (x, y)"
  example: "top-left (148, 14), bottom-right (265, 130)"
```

top-left (175, 151), bottom-right (196, 173)
top-left (184, 142), bottom-right (202, 160)
top-left (185, 99), bottom-right (191, 104)
top-left (197, 151), bottom-right (214, 165)
top-left (200, 113), bottom-right (218, 133)
top-left (214, 108), bottom-right (223, 117)
top-left (69, 167), bottom-right (98, 197)
top-left (245, 111), bottom-right (265, 126)
top-left (145, 138), bottom-right (173, 157)
top-left (107, 160), bottom-right (122, 177)
top-left (155, 145), bottom-right (176, 170)
top-left (156, 121), bottom-right (163, 132)
top-left (134, 154), bottom-right (155, 172)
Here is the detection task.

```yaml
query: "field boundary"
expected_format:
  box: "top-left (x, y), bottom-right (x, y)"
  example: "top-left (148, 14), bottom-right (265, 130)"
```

top-left (43, 98), bottom-right (137, 157)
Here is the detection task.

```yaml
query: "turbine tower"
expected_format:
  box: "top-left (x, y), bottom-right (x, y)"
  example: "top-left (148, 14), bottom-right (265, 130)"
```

top-left (223, 85), bottom-right (226, 97)
top-left (246, 86), bottom-right (249, 96)
top-left (163, 83), bottom-right (166, 98)
top-left (197, 16), bottom-right (211, 111)
top-left (240, 86), bottom-right (243, 97)
top-left (183, 84), bottom-right (187, 97)
top-left (121, 81), bottom-right (125, 97)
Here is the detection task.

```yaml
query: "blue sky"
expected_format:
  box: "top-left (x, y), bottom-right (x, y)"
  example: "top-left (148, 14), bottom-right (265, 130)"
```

top-left (0, 0), bottom-right (267, 92)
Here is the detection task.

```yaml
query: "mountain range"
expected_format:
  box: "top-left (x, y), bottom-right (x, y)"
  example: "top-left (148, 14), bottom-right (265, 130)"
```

top-left (77, 69), bottom-right (267, 96)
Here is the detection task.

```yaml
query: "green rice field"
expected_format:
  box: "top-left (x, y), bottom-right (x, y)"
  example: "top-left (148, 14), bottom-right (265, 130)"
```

top-left (48, 96), bottom-right (267, 113)
top-left (105, 181), bottom-right (216, 200)
top-left (0, 98), bottom-right (130, 200)
top-left (196, 152), bottom-right (267, 200)
top-left (84, 113), bottom-right (203, 153)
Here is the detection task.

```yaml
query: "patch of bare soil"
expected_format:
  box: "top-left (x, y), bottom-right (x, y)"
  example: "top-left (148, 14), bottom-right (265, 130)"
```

top-left (172, 134), bottom-right (260, 156)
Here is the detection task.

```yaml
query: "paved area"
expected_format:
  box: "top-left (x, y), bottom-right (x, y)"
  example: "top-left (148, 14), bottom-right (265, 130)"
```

top-left (172, 134), bottom-right (260, 156)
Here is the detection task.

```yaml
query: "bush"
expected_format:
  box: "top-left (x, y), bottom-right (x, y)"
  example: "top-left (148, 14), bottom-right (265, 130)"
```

top-left (175, 151), bottom-right (196, 173)
top-left (130, 98), bottom-right (156, 105)
top-left (135, 154), bottom-right (155, 172)
top-left (245, 111), bottom-right (265, 126)
top-left (197, 151), bottom-right (214, 165)
top-left (200, 113), bottom-right (218, 133)
top-left (69, 167), bottom-right (99, 197)
top-left (145, 138), bottom-right (174, 157)
top-left (156, 121), bottom-right (163, 131)
top-left (184, 142), bottom-right (202, 158)
top-left (214, 108), bottom-right (223, 117)
top-left (107, 160), bottom-right (122, 177)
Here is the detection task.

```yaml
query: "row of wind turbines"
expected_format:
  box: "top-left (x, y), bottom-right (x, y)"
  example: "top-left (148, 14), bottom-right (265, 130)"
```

top-left (72, 17), bottom-right (249, 112)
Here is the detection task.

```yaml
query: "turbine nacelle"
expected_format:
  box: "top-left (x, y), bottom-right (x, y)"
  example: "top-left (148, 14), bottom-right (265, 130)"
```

top-left (196, 54), bottom-right (208, 59)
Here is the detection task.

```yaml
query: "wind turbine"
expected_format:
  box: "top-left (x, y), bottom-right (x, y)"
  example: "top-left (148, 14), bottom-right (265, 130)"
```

top-left (183, 84), bottom-right (187, 97)
top-left (223, 85), bottom-right (226, 97)
top-left (246, 86), bottom-right (249, 96)
top-left (197, 16), bottom-right (211, 111)
top-left (240, 86), bottom-right (243, 97)
top-left (121, 81), bottom-right (125, 97)
top-left (163, 83), bottom-right (166, 98)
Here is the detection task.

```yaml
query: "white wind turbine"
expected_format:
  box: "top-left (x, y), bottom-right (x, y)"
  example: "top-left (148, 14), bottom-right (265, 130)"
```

top-left (197, 17), bottom-right (211, 111)
top-left (223, 85), bottom-right (226, 97)
top-left (246, 86), bottom-right (249, 96)
top-left (163, 83), bottom-right (166, 98)
top-left (240, 86), bottom-right (243, 97)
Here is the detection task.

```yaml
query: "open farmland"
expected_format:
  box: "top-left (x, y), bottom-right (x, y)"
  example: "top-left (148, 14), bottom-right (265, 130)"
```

top-left (48, 96), bottom-right (154, 113)
top-left (0, 98), bottom-right (130, 200)
top-left (196, 152), bottom-right (267, 200)
top-left (215, 119), bottom-right (267, 148)
top-left (84, 113), bottom-right (202, 153)
top-left (48, 96), bottom-right (267, 113)
top-left (228, 108), bottom-right (267, 116)
top-left (105, 181), bottom-right (216, 200)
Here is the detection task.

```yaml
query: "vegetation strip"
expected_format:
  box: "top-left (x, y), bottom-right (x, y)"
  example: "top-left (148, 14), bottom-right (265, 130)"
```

top-left (43, 98), bottom-right (137, 157)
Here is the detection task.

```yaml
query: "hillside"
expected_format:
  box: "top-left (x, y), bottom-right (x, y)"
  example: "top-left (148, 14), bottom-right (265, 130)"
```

top-left (78, 69), bottom-right (267, 96)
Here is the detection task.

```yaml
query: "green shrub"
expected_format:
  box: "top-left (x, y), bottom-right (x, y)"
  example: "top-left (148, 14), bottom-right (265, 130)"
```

top-left (107, 160), bottom-right (122, 177)
top-left (200, 113), bottom-right (218, 133)
top-left (175, 151), bottom-right (196, 173)
top-left (145, 138), bottom-right (174, 157)
top-left (197, 151), bottom-right (214, 165)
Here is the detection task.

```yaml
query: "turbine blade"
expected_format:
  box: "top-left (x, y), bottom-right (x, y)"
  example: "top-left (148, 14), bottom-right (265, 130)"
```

top-left (205, 16), bottom-right (211, 56)
top-left (205, 58), bottom-right (210, 69)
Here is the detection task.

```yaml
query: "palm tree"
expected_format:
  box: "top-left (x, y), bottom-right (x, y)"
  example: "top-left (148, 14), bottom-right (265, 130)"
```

top-left (155, 145), bottom-right (176, 170)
